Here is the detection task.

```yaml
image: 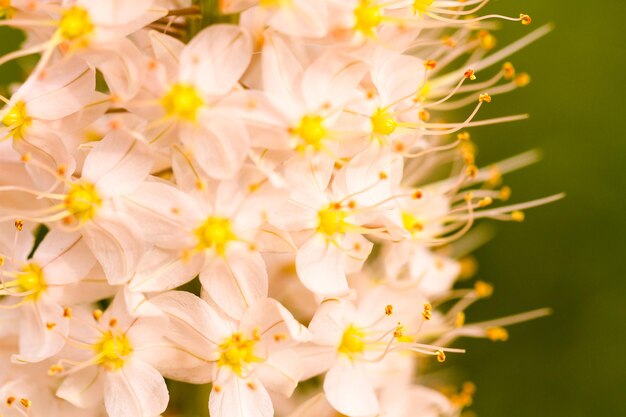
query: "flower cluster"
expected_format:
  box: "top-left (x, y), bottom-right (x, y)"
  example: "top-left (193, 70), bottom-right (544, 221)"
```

top-left (0, 1), bottom-right (560, 416)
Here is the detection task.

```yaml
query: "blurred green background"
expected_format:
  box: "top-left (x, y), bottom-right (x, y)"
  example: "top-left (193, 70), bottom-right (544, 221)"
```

top-left (1, 0), bottom-right (624, 415)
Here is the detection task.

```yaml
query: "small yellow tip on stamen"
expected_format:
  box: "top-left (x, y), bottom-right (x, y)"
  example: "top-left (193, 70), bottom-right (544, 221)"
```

top-left (478, 30), bottom-right (496, 50)
top-left (500, 186), bottom-right (512, 201)
top-left (93, 309), bottom-right (103, 322)
top-left (21, 153), bottom-right (32, 163)
top-left (520, 14), bottom-right (532, 25)
top-left (515, 73), bottom-right (531, 87)
top-left (511, 210), bottom-right (525, 222)
top-left (464, 69), bottom-right (476, 81)
top-left (0, 257), bottom-right (4, 267)
top-left (247, 382), bottom-right (257, 390)
top-left (478, 93), bottom-right (492, 103)
top-left (413, 190), bottom-right (423, 199)
top-left (394, 322), bottom-right (404, 339)
top-left (385, 305), bottom-right (394, 316)
top-left (14, 219), bottom-right (24, 231)
top-left (273, 333), bottom-right (287, 342)
top-left (424, 60), bottom-right (437, 70)
top-left (464, 192), bottom-right (474, 203)
top-left (419, 109), bottom-right (430, 122)
top-left (63, 307), bottom-right (72, 318)
top-left (503, 62), bottom-right (516, 80)
top-left (379, 171), bottom-right (388, 180)
top-left (457, 132), bottom-right (471, 141)
top-left (466, 165), bottom-right (479, 179)
top-left (436, 350), bottom-right (446, 363)
top-left (48, 364), bottom-right (64, 375)
top-left (455, 311), bottom-right (466, 328)
top-left (213, 385), bottom-right (222, 393)
top-left (422, 303), bottom-right (432, 320)
top-left (478, 197), bottom-right (493, 208)
top-left (474, 280), bottom-right (494, 298)
top-left (109, 318), bottom-right (118, 328)
top-left (6, 396), bottom-right (15, 406)
top-left (486, 327), bottom-right (509, 341)
top-left (20, 398), bottom-right (31, 408)
top-left (46, 322), bottom-right (56, 330)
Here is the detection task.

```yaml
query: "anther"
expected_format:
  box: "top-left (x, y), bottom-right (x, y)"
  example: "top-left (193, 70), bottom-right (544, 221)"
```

top-left (14, 219), bottom-right (23, 231)
top-left (478, 93), bottom-right (492, 103)
top-left (48, 364), bottom-right (64, 375)
top-left (424, 60), bottom-right (437, 70)
top-left (385, 305), bottom-right (393, 315)
top-left (20, 398), bottom-right (31, 408)
top-left (394, 322), bottom-right (404, 339)
top-left (520, 14), bottom-right (532, 25)
top-left (457, 132), bottom-right (470, 141)
top-left (46, 322), bottom-right (56, 330)
top-left (466, 165), bottom-right (478, 179)
top-left (478, 197), bottom-right (493, 208)
top-left (63, 307), bottom-right (72, 318)
top-left (93, 309), bottom-right (103, 321)
top-left (474, 281), bottom-right (494, 298)
top-left (6, 396), bottom-right (15, 406)
top-left (455, 312), bottom-right (466, 328)
top-left (412, 190), bottom-right (423, 199)
top-left (418, 110), bottom-right (430, 122)
top-left (247, 382), bottom-right (256, 390)
top-left (464, 69), bottom-right (476, 81)
top-left (436, 350), bottom-right (446, 363)
top-left (422, 303), bottom-right (432, 320)
top-left (379, 171), bottom-right (388, 180)
top-left (511, 210), bottom-right (525, 222)
top-left (486, 327), bottom-right (509, 341)
top-left (515, 73), bottom-right (531, 87)
top-left (109, 318), bottom-right (117, 327)
top-left (500, 186), bottom-right (512, 201)
top-left (503, 62), bottom-right (516, 80)
top-left (213, 385), bottom-right (222, 393)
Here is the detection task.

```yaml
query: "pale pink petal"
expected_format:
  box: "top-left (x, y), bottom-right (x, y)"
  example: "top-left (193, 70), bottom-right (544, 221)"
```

top-left (255, 350), bottom-right (302, 396)
top-left (268, 0), bottom-right (328, 38)
top-left (104, 359), bottom-right (168, 417)
top-left (16, 295), bottom-right (68, 362)
top-left (82, 131), bottom-right (152, 197)
top-left (82, 212), bottom-right (146, 285)
top-left (292, 343), bottom-right (337, 381)
top-left (35, 231), bottom-right (96, 285)
top-left (209, 371), bottom-right (273, 417)
top-left (57, 366), bottom-right (105, 408)
top-left (201, 247), bottom-right (268, 319)
top-left (149, 30), bottom-right (185, 76)
top-left (80, 0), bottom-right (158, 25)
top-left (295, 235), bottom-right (349, 296)
top-left (179, 25), bottom-right (252, 96)
top-left (220, 0), bottom-right (256, 13)
top-left (129, 248), bottom-right (203, 292)
top-left (324, 359), bottom-right (379, 417)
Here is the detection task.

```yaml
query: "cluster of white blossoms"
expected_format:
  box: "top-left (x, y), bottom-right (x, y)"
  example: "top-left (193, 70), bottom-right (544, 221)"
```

top-left (0, 1), bottom-right (562, 416)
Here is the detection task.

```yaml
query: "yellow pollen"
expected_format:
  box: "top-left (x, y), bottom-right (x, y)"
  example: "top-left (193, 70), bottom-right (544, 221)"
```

top-left (294, 115), bottom-right (327, 151)
top-left (511, 210), bottom-right (525, 222)
top-left (317, 204), bottom-right (350, 237)
top-left (64, 182), bottom-right (102, 223)
top-left (478, 30), bottom-right (496, 50)
top-left (161, 83), bottom-right (204, 121)
top-left (2, 101), bottom-right (31, 139)
top-left (436, 350), bottom-right (446, 362)
top-left (338, 325), bottom-right (365, 357)
top-left (486, 327), bottom-right (509, 341)
top-left (413, 0), bottom-right (434, 13)
top-left (59, 6), bottom-right (94, 42)
top-left (354, 1), bottom-right (383, 36)
top-left (94, 330), bottom-right (133, 372)
top-left (218, 332), bottom-right (261, 376)
top-left (17, 263), bottom-right (46, 299)
top-left (259, 0), bottom-right (291, 7)
top-left (370, 108), bottom-right (397, 136)
top-left (194, 217), bottom-right (237, 256)
top-left (402, 212), bottom-right (424, 235)
top-left (474, 280), bottom-right (494, 298)
top-left (0, 0), bottom-right (13, 19)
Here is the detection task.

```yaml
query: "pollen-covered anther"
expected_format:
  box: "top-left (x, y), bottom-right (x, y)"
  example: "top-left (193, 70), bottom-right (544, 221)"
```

top-left (455, 311), bottom-right (466, 328)
top-left (422, 303), bottom-right (432, 320)
top-left (424, 60), bottom-right (437, 70)
top-left (515, 73), bottom-right (531, 87)
top-left (464, 192), bottom-right (474, 203)
top-left (6, 396), bottom-right (15, 406)
top-left (478, 30), bottom-right (496, 50)
top-left (213, 385), bottom-right (222, 393)
top-left (93, 309), bottom-right (103, 321)
top-left (14, 219), bottom-right (23, 231)
top-left (436, 350), bottom-right (446, 363)
top-left (385, 305), bottom-right (394, 316)
top-left (109, 318), bottom-right (118, 327)
top-left (48, 364), bottom-right (64, 375)
top-left (379, 171), bottom-right (388, 180)
top-left (457, 132), bottom-right (471, 141)
top-left (273, 333), bottom-right (287, 342)
top-left (46, 322), bottom-right (56, 330)
top-left (474, 280), bottom-right (494, 298)
top-left (464, 69), bottom-right (476, 81)
top-left (500, 186), bottom-right (512, 201)
top-left (393, 322), bottom-right (404, 339)
top-left (486, 327), bottom-right (509, 341)
top-left (503, 62), bottom-right (516, 80)
top-left (511, 210), bottom-right (525, 222)
top-left (63, 307), bottom-right (72, 318)
top-left (478, 197), bottom-right (493, 208)
top-left (520, 14), bottom-right (532, 25)
top-left (466, 165), bottom-right (478, 179)
top-left (20, 398), bottom-right (31, 408)
top-left (412, 190), bottom-right (423, 199)
top-left (247, 382), bottom-right (257, 390)
top-left (478, 93), bottom-right (492, 103)
top-left (418, 110), bottom-right (430, 122)
top-left (20, 153), bottom-right (32, 163)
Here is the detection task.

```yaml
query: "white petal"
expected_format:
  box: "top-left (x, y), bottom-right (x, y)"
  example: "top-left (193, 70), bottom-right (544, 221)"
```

top-left (295, 235), bottom-right (349, 296)
top-left (80, 0), bottom-right (158, 25)
top-left (104, 359), bottom-right (168, 417)
top-left (57, 366), bottom-right (105, 408)
top-left (255, 350), bottom-right (302, 396)
top-left (324, 359), bottom-right (379, 417)
top-left (15, 295), bottom-right (68, 362)
top-left (36, 231), bottom-right (96, 285)
top-left (209, 372), bottom-right (273, 417)
top-left (180, 25), bottom-right (252, 96)
top-left (130, 248), bottom-right (203, 292)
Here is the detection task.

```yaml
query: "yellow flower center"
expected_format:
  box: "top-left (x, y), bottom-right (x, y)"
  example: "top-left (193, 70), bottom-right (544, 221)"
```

top-left (259, 0), bottom-right (291, 7)
top-left (0, 0), bottom-right (13, 19)
top-left (64, 182), bottom-right (102, 223)
top-left (218, 332), bottom-right (261, 376)
top-left (317, 204), bottom-right (350, 237)
top-left (338, 325), bottom-right (365, 357)
top-left (413, 0), bottom-right (434, 13)
top-left (2, 101), bottom-right (30, 139)
top-left (354, 1), bottom-right (383, 36)
top-left (294, 115), bottom-right (327, 151)
top-left (161, 83), bottom-right (204, 121)
top-left (370, 108), bottom-right (397, 136)
top-left (401, 211), bottom-right (424, 235)
top-left (17, 263), bottom-right (46, 299)
top-left (59, 6), bottom-right (94, 41)
top-left (94, 330), bottom-right (133, 372)
top-left (194, 217), bottom-right (237, 256)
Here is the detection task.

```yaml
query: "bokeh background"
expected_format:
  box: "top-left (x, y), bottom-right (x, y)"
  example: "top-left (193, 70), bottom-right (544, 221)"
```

top-left (1, 0), bottom-right (625, 416)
